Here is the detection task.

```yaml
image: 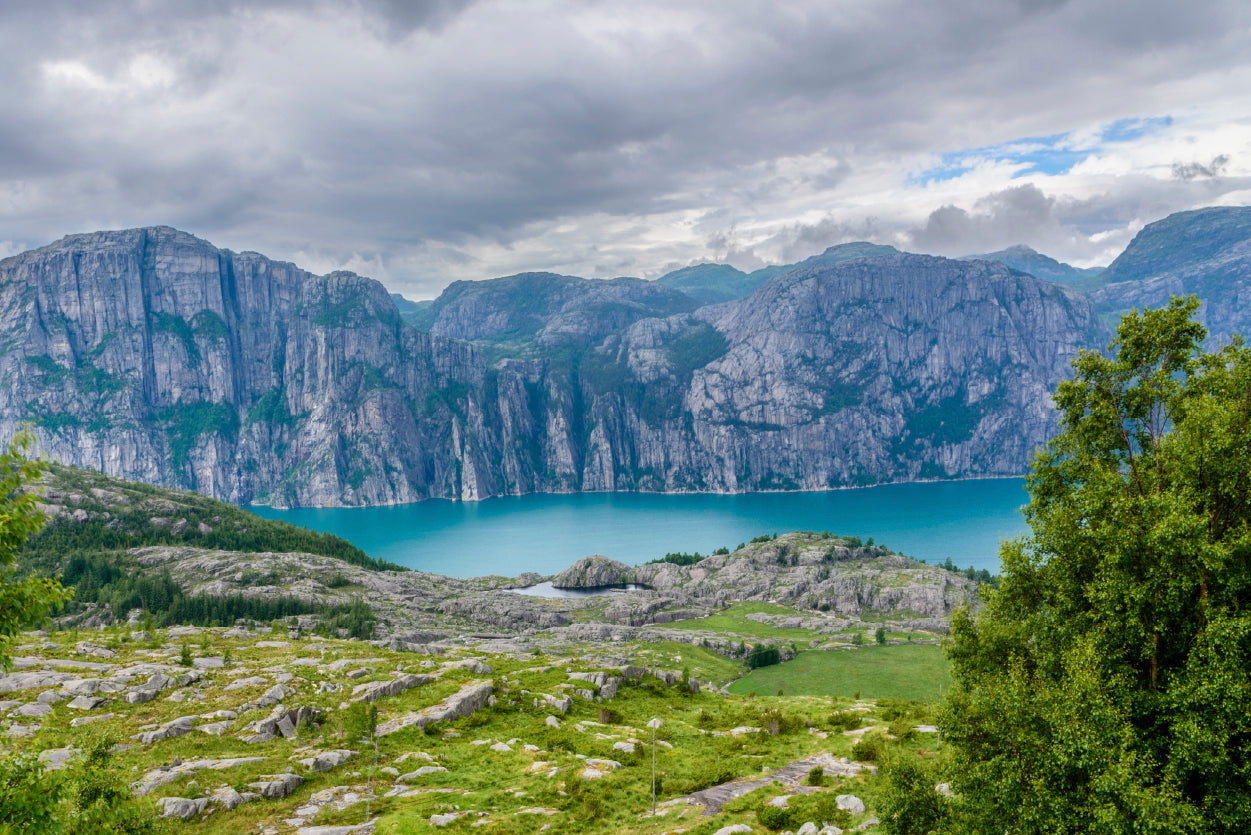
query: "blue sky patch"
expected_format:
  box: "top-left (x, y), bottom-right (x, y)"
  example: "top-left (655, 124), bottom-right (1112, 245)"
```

top-left (910, 115), bottom-right (1173, 186)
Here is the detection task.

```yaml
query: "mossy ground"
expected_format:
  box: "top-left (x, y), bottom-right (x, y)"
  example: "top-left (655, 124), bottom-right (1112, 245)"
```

top-left (0, 622), bottom-right (955, 833)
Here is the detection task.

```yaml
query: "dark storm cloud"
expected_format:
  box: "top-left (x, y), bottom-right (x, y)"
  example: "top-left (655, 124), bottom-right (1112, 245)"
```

top-left (0, 0), bottom-right (1248, 293)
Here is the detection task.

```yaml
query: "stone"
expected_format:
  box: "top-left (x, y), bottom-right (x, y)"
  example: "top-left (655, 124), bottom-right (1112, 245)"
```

top-left (298, 750), bottom-right (357, 773)
top-left (797, 825), bottom-right (819, 835)
top-left (159, 797), bottom-right (210, 819)
top-left (612, 741), bottom-right (635, 754)
top-left (67, 695), bottom-right (109, 710)
top-left (489, 742), bottom-right (512, 753)
top-left (713, 826), bottom-right (753, 835)
top-left (350, 674), bottom-right (432, 704)
top-left (126, 689), bottom-right (158, 704)
top-left (70, 712), bottom-right (115, 727)
top-left (376, 680), bottom-right (494, 736)
top-left (396, 766), bottom-right (447, 781)
top-left (836, 794), bottom-right (866, 815)
top-left (211, 786), bottom-right (245, 811)
top-left (12, 702), bottom-right (52, 717)
top-left (430, 812), bottom-right (462, 827)
top-left (249, 773), bottom-right (304, 800)
top-left (198, 721), bottom-right (233, 735)
top-left (38, 748), bottom-right (77, 770)
top-left (134, 716), bottom-right (196, 745)
top-left (545, 715), bottom-right (561, 728)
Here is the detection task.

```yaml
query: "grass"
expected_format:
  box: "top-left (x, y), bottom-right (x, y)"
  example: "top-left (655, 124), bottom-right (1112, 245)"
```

top-left (728, 644), bottom-right (951, 701)
top-left (6, 621), bottom-right (922, 834)
top-left (662, 602), bottom-right (819, 641)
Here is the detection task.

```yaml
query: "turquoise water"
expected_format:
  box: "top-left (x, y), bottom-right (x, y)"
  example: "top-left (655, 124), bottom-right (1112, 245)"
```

top-left (250, 478), bottom-right (1028, 579)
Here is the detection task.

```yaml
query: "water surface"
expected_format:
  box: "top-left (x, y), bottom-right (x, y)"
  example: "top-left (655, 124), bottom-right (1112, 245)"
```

top-left (251, 479), bottom-right (1027, 578)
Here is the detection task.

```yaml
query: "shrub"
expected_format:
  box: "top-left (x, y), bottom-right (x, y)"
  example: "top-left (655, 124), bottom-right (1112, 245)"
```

top-left (805, 766), bottom-right (826, 787)
top-left (179, 643), bottom-right (193, 667)
top-left (878, 754), bottom-right (949, 835)
top-left (757, 803), bottom-right (793, 830)
top-left (852, 734), bottom-right (887, 763)
top-left (828, 710), bottom-right (863, 732)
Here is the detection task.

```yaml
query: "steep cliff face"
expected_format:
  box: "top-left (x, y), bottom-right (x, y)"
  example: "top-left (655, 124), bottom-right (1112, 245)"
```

top-left (1, 227), bottom-right (1109, 506)
top-left (0, 227), bottom-right (488, 507)
top-left (567, 254), bottom-right (1109, 492)
top-left (1088, 206), bottom-right (1251, 345)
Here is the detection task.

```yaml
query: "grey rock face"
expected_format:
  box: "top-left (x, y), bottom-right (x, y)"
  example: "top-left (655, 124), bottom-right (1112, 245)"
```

top-left (551, 556), bottom-right (630, 589)
top-left (1, 229), bottom-right (1109, 507)
top-left (1088, 206), bottom-right (1251, 348)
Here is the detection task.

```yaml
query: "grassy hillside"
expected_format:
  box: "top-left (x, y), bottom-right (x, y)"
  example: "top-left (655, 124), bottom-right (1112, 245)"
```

top-left (0, 624), bottom-right (933, 833)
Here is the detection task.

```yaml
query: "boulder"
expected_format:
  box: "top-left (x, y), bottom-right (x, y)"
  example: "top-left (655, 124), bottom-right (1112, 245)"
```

top-left (551, 555), bottom-right (630, 589)
top-left (350, 674), bottom-right (432, 704)
top-left (249, 773), bottom-right (304, 800)
top-left (836, 794), bottom-right (866, 815)
top-left (158, 797), bottom-right (209, 819)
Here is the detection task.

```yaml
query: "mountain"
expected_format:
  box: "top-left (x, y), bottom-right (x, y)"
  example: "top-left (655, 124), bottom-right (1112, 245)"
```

top-left (390, 293), bottom-right (432, 328)
top-left (412, 271), bottom-right (697, 351)
top-left (0, 226), bottom-right (1107, 507)
top-left (656, 263), bottom-right (788, 305)
top-left (961, 245), bottom-right (1104, 284)
top-left (1086, 206), bottom-right (1251, 344)
top-left (655, 242), bottom-right (899, 305)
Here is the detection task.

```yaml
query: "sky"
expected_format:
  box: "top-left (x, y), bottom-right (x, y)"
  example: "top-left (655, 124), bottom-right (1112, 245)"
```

top-left (1, 0), bottom-right (1249, 300)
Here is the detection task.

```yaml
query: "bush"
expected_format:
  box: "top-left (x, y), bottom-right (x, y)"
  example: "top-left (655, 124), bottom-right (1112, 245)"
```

top-left (757, 802), bottom-right (793, 830)
top-left (805, 766), bottom-right (826, 787)
top-left (828, 710), bottom-right (863, 732)
top-left (0, 752), bottom-right (61, 831)
top-left (791, 793), bottom-right (853, 830)
top-left (852, 734), bottom-right (887, 763)
top-left (878, 754), bottom-right (949, 835)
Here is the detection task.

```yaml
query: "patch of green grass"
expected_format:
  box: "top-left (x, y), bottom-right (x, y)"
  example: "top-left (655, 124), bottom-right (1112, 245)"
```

top-left (663, 603), bottom-right (814, 641)
top-left (728, 644), bottom-right (950, 701)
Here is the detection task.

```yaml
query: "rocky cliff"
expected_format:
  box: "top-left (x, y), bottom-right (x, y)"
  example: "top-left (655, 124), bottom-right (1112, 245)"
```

top-left (2, 227), bottom-right (1108, 506)
top-left (1088, 206), bottom-right (1251, 345)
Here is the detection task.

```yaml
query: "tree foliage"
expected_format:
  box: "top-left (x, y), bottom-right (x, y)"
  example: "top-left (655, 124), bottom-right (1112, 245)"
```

top-left (941, 297), bottom-right (1251, 833)
top-left (0, 434), bottom-right (70, 670)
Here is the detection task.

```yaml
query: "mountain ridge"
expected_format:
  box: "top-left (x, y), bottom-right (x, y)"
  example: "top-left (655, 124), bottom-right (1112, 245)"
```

top-left (23, 212), bottom-right (1251, 508)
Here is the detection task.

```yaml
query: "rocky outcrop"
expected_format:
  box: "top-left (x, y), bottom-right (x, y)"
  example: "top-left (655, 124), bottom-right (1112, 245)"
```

top-left (1, 228), bottom-right (1110, 506)
top-left (550, 556), bottom-right (630, 589)
top-left (1087, 206), bottom-right (1251, 347)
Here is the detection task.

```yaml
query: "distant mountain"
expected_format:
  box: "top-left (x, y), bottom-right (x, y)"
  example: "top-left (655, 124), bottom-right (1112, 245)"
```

top-left (415, 271), bottom-right (697, 350)
top-left (1086, 206), bottom-right (1251, 344)
top-left (962, 245), bottom-right (1103, 284)
top-left (656, 242), bottom-right (899, 305)
top-left (390, 293), bottom-right (433, 328)
top-left (0, 227), bottom-right (1107, 506)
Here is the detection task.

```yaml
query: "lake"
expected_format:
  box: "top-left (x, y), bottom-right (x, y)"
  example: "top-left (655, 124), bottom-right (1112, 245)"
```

top-left (250, 478), bottom-right (1028, 579)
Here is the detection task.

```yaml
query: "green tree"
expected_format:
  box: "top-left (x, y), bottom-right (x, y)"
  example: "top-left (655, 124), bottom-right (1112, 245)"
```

top-left (0, 434), bottom-right (70, 671)
top-left (942, 297), bottom-right (1251, 834)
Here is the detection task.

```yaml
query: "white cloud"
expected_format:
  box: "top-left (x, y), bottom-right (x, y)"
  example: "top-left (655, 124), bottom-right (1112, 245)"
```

top-left (0, 0), bottom-right (1248, 290)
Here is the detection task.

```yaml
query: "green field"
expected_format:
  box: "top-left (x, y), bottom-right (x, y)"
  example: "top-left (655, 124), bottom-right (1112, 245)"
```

top-left (663, 602), bottom-right (819, 640)
top-left (728, 643), bottom-right (951, 701)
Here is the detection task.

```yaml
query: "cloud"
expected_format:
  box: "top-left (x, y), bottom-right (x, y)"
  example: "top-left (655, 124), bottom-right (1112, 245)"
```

top-left (1173, 154), bottom-right (1231, 180)
top-left (0, 0), bottom-right (1247, 292)
top-left (909, 184), bottom-right (1061, 255)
